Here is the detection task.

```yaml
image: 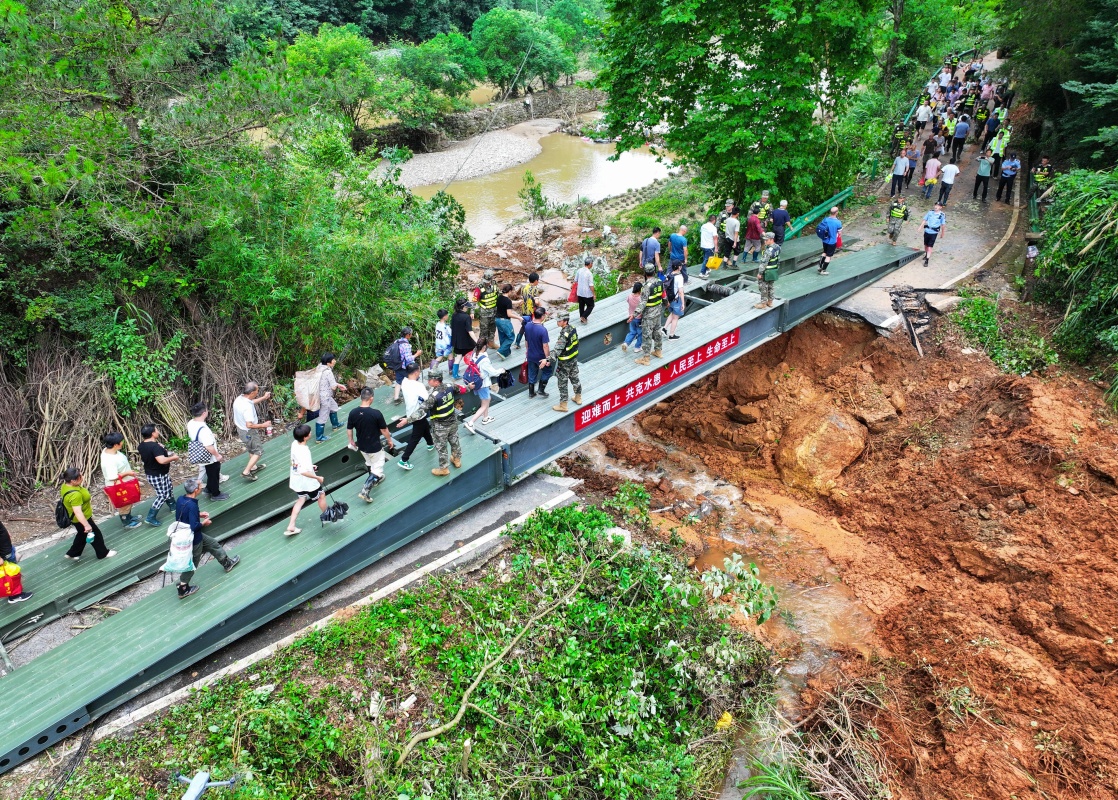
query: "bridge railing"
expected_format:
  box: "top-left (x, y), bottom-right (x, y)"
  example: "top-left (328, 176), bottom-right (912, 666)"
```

top-left (787, 186), bottom-right (855, 240)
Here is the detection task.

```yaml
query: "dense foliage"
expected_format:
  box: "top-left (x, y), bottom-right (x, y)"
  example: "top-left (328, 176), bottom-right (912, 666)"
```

top-left (38, 501), bottom-right (772, 800)
top-left (1034, 168), bottom-right (1118, 400)
top-left (998, 0), bottom-right (1118, 163)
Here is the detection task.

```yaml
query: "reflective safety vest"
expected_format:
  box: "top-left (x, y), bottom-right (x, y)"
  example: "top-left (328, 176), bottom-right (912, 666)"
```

top-left (478, 284), bottom-right (498, 310)
top-left (645, 282), bottom-right (663, 308)
top-left (1034, 164), bottom-right (1053, 184)
top-left (557, 328), bottom-right (579, 361)
top-left (429, 387), bottom-right (456, 420)
top-left (890, 201), bottom-right (908, 219)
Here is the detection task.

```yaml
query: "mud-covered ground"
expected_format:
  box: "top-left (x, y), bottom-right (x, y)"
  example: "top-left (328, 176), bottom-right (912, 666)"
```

top-left (562, 312), bottom-right (1118, 800)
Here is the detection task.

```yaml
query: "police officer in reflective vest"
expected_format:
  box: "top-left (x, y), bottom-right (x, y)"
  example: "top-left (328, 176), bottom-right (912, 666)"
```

top-left (551, 311), bottom-right (583, 413)
top-left (887, 195), bottom-right (909, 244)
top-left (633, 260), bottom-right (664, 366)
top-left (402, 372), bottom-right (465, 477)
top-left (476, 269), bottom-right (499, 348)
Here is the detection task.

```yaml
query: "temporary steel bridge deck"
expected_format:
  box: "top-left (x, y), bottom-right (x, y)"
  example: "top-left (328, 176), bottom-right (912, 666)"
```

top-left (0, 243), bottom-right (918, 773)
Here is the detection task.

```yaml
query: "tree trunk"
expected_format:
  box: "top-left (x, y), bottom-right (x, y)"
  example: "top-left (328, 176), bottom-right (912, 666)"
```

top-left (882, 0), bottom-right (904, 103)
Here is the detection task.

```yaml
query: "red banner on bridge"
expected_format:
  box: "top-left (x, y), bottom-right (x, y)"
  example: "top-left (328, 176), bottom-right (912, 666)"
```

top-left (574, 328), bottom-right (743, 431)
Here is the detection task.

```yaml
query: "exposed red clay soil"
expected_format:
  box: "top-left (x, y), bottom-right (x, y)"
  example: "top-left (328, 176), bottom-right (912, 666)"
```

top-left (584, 313), bottom-right (1118, 800)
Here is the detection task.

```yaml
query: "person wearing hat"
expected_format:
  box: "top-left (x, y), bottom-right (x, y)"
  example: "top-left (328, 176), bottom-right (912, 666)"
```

top-left (551, 311), bottom-right (583, 413)
top-left (750, 190), bottom-right (773, 230)
top-left (754, 232), bottom-right (780, 309)
top-left (575, 256), bottom-right (596, 323)
top-left (475, 269), bottom-right (499, 348)
top-left (996, 151), bottom-right (1021, 205)
top-left (716, 199), bottom-right (735, 254)
top-left (398, 371), bottom-right (469, 477)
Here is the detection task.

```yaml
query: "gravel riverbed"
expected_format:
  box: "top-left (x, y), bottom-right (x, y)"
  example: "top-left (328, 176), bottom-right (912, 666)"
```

top-left (398, 118), bottom-right (562, 189)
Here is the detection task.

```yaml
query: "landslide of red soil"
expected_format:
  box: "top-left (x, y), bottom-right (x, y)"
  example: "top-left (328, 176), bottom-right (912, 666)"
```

top-left (634, 314), bottom-right (1118, 799)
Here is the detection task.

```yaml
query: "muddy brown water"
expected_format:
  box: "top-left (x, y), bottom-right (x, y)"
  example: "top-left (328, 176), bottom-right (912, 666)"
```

top-left (412, 133), bottom-right (672, 243)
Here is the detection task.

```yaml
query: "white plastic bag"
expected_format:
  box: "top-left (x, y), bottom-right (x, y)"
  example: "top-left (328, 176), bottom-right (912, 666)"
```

top-left (162, 521), bottom-right (195, 573)
top-left (294, 365), bottom-right (325, 412)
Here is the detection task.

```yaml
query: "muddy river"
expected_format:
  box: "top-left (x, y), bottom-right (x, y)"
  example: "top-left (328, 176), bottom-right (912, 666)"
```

top-left (412, 133), bottom-right (672, 243)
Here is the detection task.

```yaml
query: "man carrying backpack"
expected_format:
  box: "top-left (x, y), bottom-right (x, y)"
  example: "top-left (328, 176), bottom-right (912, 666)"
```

top-left (475, 270), bottom-right (499, 348)
top-left (551, 312), bottom-right (583, 413)
top-left (387, 327), bottom-right (421, 405)
top-left (399, 373), bottom-right (468, 477)
top-left (639, 228), bottom-right (662, 276)
top-left (815, 208), bottom-right (842, 276)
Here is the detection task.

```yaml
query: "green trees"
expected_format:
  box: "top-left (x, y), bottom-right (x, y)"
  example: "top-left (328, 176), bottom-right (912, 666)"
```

top-left (595, 0), bottom-right (879, 204)
top-left (471, 7), bottom-right (575, 96)
top-left (399, 31), bottom-right (486, 99)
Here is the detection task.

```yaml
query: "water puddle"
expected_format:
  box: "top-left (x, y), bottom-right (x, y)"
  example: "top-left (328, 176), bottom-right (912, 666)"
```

top-left (577, 421), bottom-right (880, 798)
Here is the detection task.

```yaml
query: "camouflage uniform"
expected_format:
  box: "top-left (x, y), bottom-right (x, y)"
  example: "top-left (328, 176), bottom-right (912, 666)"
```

top-left (553, 324), bottom-right (581, 403)
top-left (635, 278), bottom-right (664, 357)
top-left (405, 384), bottom-right (461, 471)
top-left (477, 279), bottom-right (498, 346)
top-left (887, 199), bottom-right (909, 244)
top-left (750, 199), bottom-right (773, 229)
top-left (755, 242), bottom-right (781, 306)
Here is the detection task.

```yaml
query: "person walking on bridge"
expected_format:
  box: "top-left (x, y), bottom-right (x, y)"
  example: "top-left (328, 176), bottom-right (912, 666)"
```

top-left (316, 353), bottom-right (344, 441)
top-left (524, 307), bottom-right (554, 398)
top-left (621, 281), bottom-right (643, 352)
top-left (816, 208), bottom-right (842, 276)
top-left (286, 424), bottom-right (327, 535)
top-left (887, 196), bottom-right (909, 244)
top-left (61, 467), bottom-right (116, 561)
top-left (754, 232), bottom-right (780, 309)
top-left (233, 382), bottom-right (272, 481)
top-left (175, 478), bottom-right (240, 597)
top-left (699, 214), bottom-right (717, 277)
top-left (187, 403), bottom-right (228, 501)
top-left (551, 312), bottom-right (582, 413)
top-left (475, 270), bottom-right (499, 348)
top-left (101, 431), bottom-right (141, 529)
top-left (512, 273), bottom-right (542, 351)
top-left (495, 285), bottom-right (516, 359)
top-left (771, 200), bottom-right (791, 245)
top-left (396, 363), bottom-right (433, 471)
top-left (633, 260), bottom-right (664, 366)
top-left (668, 225), bottom-right (689, 283)
top-left (388, 329), bottom-right (421, 406)
top-left (139, 424), bottom-right (178, 526)
top-left (401, 373), bottom-right (465, 477)
top-left (348, 387), bottom-right (394, 503)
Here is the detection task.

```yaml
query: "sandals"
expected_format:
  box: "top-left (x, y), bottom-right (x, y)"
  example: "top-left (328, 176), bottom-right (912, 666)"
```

top-left (284, 527), bottom-right (301, 536)
top-left (481, 416), bottom-right (495, 425)
top-left (464, 421), bottom-right (476, 434)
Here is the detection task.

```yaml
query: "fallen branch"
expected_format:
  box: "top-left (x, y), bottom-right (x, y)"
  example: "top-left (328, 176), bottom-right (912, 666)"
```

top-left (395, 556), bottom-right (600, 768)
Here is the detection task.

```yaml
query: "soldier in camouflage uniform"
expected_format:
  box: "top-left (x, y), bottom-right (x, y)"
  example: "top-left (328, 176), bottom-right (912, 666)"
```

top-left (551, 311), bottom-right (583, 413)
top-left (476, 269), bottom-right (498, 347)
top-left (401, 373), bottom-right (466, 476)
top-left (633, 261), bottom-right (664, 366)
top-left (754, 232), bottom-right (780, 309)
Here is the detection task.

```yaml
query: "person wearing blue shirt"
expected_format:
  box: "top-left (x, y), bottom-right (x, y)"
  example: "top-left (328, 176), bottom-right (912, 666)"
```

top-left (524, 307), bottom-right (554, 398)
top-left (996, 153), bottom-right (1021, 204)
top-left (770, 201), bottom-right (791, 244)
top-left (921, 203), bottom-right (947, 266)
top-left (173, 478), bottom-right (239, 599)
top-left (816, 208), bottom-right (842, 276)
top-left (668, 225), bottom-right (689, 283)
top-left (950, 116), bottom-right (971, 162)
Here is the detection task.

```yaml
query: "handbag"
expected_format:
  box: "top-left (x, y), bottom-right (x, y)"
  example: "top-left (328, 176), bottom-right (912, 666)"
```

top-left (836, 232), bottom-right (843, 249)
top-left (103, 478), bottom-right (141, 510)
top-left (518, 362), bottom-right (528, 385)
top-left (763, 266), bottom-right (780, 282)
top-left (567, 284), bottom-right (578, 303)
top-left (0, 559), bottom-right (23, 599)
top-left (187, 426), bottom-right (210, 464)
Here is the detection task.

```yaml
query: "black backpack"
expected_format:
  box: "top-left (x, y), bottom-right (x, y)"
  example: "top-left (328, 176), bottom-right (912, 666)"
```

top-left (663, 273), bottom-right (678, 303)
top-left (55, 488), bottom-right (75, 529)
top-left (383, 339), bottom-right (404, 371)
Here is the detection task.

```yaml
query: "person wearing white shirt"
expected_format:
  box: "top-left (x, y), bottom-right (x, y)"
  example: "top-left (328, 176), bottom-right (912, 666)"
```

top-left (915, 101), bottom-right (933, 132)
top-left (699, 214), bottom-right (718, 277)
top-left (396, 363), bottom-right (433, 470)
top-left (186, 402), bottom-right (228, 501)
top-left (937, 162), bottom-right (961, 205)
top-left (101, 431), bottom-right (140, 528)
top-left (232, 381), bottom-right (272, 481)
top-left (285, 424), bottom-right (326, 536)
top-left (575, 257), bottom-right (596, 323)
top-left (465, 341), bottom-right (505, 432)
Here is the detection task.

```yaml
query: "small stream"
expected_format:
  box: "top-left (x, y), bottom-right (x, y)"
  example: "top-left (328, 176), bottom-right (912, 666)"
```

top-left (412, 132), bottom-right (672, 243)
top-left (579, 421), bottom-right (878, 799)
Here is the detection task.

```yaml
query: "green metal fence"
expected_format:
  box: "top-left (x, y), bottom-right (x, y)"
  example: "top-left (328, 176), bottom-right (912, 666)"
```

top-left (787, 186), bottom-right (855, 240)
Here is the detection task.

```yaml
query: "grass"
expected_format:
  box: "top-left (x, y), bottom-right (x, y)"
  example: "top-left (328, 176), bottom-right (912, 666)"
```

top-left (951, 292), bottom-right (1058, 377)
top-left (34, 494), bottom-right (773, 800)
